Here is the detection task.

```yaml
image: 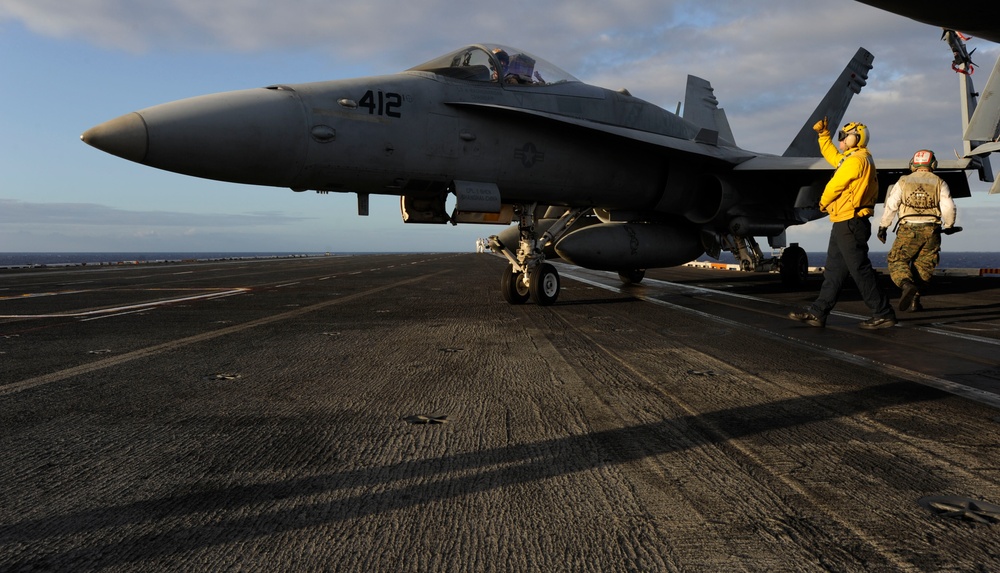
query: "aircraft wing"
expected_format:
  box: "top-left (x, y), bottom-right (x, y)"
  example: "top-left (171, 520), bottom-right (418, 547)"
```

top-left (874, 160), bottom-right (974, 199)
top-left (732, 156), bottom-right (830, 171)
top-left (854, 1), bottom-right (1000, 43)
top-left (445, 101), bottom-right (757, 164)
top-left (447, 101), bottom-right (976, 203)
top-left (737, 156), bottom-right (973, 200)
top-left (451, 94), bottom-right (975, 202)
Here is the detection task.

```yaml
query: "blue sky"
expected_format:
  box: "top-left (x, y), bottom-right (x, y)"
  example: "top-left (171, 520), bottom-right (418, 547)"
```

top-left (1, 0), bottom-right (998, 253)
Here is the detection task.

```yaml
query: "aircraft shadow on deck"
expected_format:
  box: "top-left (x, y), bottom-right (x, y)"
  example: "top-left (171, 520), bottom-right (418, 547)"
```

top-left (0, 381), bottom-right (948, 569)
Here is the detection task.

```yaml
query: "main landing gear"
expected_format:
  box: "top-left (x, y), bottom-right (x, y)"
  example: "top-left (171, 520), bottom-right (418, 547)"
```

top-left (722, 234), bottom-right (809, 288)
top-left (491, 205), bottom-right (587, 306)
top-left (618, 268), bottom-right (646, 285)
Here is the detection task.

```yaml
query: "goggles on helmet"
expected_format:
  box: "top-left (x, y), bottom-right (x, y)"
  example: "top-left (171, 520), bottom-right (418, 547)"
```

top-left (837, 121), bottom-right (866, 145)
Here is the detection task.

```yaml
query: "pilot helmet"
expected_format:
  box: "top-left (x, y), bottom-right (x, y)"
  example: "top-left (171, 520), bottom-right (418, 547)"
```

top-left (492, 48), bottom-right (510, 69)
top-left (837, 121), bottom-right (869, 148)
top-left (909, 149), bottom-right (938, 171)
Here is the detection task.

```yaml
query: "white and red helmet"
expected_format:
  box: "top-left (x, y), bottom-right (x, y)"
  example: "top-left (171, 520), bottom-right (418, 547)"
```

top-left (909, 149), bottom-right (938, 171)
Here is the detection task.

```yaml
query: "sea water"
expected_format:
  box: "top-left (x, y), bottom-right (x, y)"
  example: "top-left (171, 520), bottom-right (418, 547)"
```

top-left (3, 251), bottom-right (1000, 270)
top-left (0, 252), bottom-right (326, 268)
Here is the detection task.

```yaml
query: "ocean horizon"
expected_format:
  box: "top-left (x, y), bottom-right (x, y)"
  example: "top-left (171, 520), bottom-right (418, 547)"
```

top-left (0, 252), bottom-right (354, 268)
top-left (3, 250), bottom-right (1000, 270)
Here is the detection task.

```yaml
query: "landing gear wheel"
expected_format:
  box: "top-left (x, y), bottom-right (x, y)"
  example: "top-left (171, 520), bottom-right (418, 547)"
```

top-left (779, 245), bottom-right (808, 288)
top-left (529, 263), bottom-right (560, 306)
top-left (618, 269), bottom-right (645, 285)
top-left (501, 265), bottom-right (530, 304)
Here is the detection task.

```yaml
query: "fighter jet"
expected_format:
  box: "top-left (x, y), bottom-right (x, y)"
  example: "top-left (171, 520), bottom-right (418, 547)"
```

top-left (853, 0), bottom-right (1000, 44)
top-left (81, 44), bottom-right (975, 305)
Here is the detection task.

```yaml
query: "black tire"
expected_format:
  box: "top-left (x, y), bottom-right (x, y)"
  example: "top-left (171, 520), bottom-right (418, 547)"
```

top-left (618, 268), bottom-right (646, 285)
top-left (529, 263), bottom-right (560, 305)
top-left (780, 246), bottom-right (808, 287)
top-left (501, 265), bottom-right (530, 304)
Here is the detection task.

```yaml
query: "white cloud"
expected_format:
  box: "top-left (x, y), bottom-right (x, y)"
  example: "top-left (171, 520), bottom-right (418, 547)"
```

top-left (3, 0), bottom-right (999, 254)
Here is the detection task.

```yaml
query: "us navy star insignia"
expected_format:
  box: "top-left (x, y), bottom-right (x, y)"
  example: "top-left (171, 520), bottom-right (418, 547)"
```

top-left (514, 142), bottom-right (545, 167)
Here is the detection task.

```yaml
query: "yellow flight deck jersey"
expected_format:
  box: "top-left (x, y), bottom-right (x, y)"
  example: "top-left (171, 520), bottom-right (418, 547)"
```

top-left (816, 130), bottom-right (879, 223)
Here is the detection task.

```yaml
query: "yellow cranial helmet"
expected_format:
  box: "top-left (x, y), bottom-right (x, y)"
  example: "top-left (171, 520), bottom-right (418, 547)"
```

top-left (837, 122), bottom-right (869, 148)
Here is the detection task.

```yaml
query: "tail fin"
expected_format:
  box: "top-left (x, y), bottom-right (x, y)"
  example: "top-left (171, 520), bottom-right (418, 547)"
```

top-left (683, 75), bottom-right (737, 146)
top-left (782, 47), bottom-right (874, 157)
top-left (963, 54), bottom-right (1000, 196)
top-left (951, 35), bottom-right (999, 193)
top-left (963, 55), bottom-right (1000, 148)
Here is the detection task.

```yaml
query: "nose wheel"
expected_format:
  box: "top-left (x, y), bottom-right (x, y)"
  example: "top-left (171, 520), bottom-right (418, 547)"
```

top-left (501, 265), bottom-right (531, 304)
top-left (492, 204), bottom-right (586, 306)
top-left (529, 263), bottom-right (560, 305)
top-left (500, 263), bottom-right (560, 305)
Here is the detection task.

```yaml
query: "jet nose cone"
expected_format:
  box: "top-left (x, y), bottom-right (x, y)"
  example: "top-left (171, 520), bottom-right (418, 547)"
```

top-left (80, 88), bottom-right (308, 186)
top-left (81, 112), bottom-right (149, 164)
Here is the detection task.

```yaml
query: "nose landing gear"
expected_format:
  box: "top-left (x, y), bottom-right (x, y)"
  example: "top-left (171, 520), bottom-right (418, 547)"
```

top-left (491, 205), bottom-right (588, 306)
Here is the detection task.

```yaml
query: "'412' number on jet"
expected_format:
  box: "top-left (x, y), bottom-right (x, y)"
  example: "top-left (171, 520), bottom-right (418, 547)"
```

top-left (359, 90), bottom-right (402, 118)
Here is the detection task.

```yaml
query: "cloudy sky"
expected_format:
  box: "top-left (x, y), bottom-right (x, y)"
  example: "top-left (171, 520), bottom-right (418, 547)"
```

top-left (1, 0), bottom-right (998, 254)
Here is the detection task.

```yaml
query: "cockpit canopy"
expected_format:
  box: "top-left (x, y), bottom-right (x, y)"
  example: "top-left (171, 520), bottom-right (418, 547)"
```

top-left (408, 44), bottom-right (579, 86)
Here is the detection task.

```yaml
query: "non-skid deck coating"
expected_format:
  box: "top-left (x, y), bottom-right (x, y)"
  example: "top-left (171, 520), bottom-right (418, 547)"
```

top-left (2, 253), bottom-right (999, 571)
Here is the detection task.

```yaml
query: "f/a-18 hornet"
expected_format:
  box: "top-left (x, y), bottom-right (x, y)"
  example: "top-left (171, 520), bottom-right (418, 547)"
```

top-left (82, 44), bottom-right (978, 305)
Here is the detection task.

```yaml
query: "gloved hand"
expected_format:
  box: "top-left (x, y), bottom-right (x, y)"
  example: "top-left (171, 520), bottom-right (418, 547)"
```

top-left (942, 226), bottom-right (963, 235)
top-left (813, 117), bottom-right (828, 133)
top-left (877, 226), bottom-right (887, 244)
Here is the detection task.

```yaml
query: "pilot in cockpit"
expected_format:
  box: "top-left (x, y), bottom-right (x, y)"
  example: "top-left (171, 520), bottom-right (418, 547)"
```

top-left (493, 48), bottom-right (540, 84)
top-left (491, 48), bottom-right (510, 82)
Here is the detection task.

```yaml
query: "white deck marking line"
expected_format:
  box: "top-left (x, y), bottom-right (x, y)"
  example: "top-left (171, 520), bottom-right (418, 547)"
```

top-left (640, 275), bottom-right (1000, 347)
top-left (79, 309), bottom-right (163, 322)
top-left (561, 270), bottom-right (1000, 410)
top-left (1, 271), bottom-right (444, 396)
top-left (911, 324), bottom-right (1000, 346)
top-left (0, 289), bottom-right (250, 319)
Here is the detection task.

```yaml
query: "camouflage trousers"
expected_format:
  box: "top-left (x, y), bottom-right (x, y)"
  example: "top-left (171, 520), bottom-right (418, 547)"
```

top-left (887, 223), bottom-right (940, 287)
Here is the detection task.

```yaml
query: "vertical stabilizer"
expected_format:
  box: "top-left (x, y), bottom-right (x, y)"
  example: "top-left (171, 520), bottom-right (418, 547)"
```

top-left (782, 47), bottom-right (874, 157)
top-left (964, 54), bottom-right (1000, 150)
top-left (683, 75), bottom-right (737, 146)
top-left (959, 56), bottom-right (997, 191)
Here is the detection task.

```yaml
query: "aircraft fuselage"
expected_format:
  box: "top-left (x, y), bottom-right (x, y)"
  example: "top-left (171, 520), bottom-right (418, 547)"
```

top-left (85, 70), bottom-right (713, 214)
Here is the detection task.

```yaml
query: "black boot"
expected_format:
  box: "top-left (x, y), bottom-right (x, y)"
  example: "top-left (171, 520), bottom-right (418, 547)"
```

top-left (898, 280), bottom-right (917, 312)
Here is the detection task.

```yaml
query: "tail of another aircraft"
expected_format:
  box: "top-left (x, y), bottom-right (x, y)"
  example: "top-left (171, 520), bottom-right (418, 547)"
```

top-left (782, 47), bottom-right (874, 157)
top-left (961, 52), bottom-right (1000, 193)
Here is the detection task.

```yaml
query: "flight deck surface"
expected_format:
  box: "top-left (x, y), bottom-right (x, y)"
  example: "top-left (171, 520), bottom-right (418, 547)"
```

top-left (2, 254), bottom-right (999, 570)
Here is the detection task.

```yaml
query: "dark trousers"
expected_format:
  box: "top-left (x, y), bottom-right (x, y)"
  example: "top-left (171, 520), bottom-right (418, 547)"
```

top-left (809, 217), bottom-right (894, 319)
